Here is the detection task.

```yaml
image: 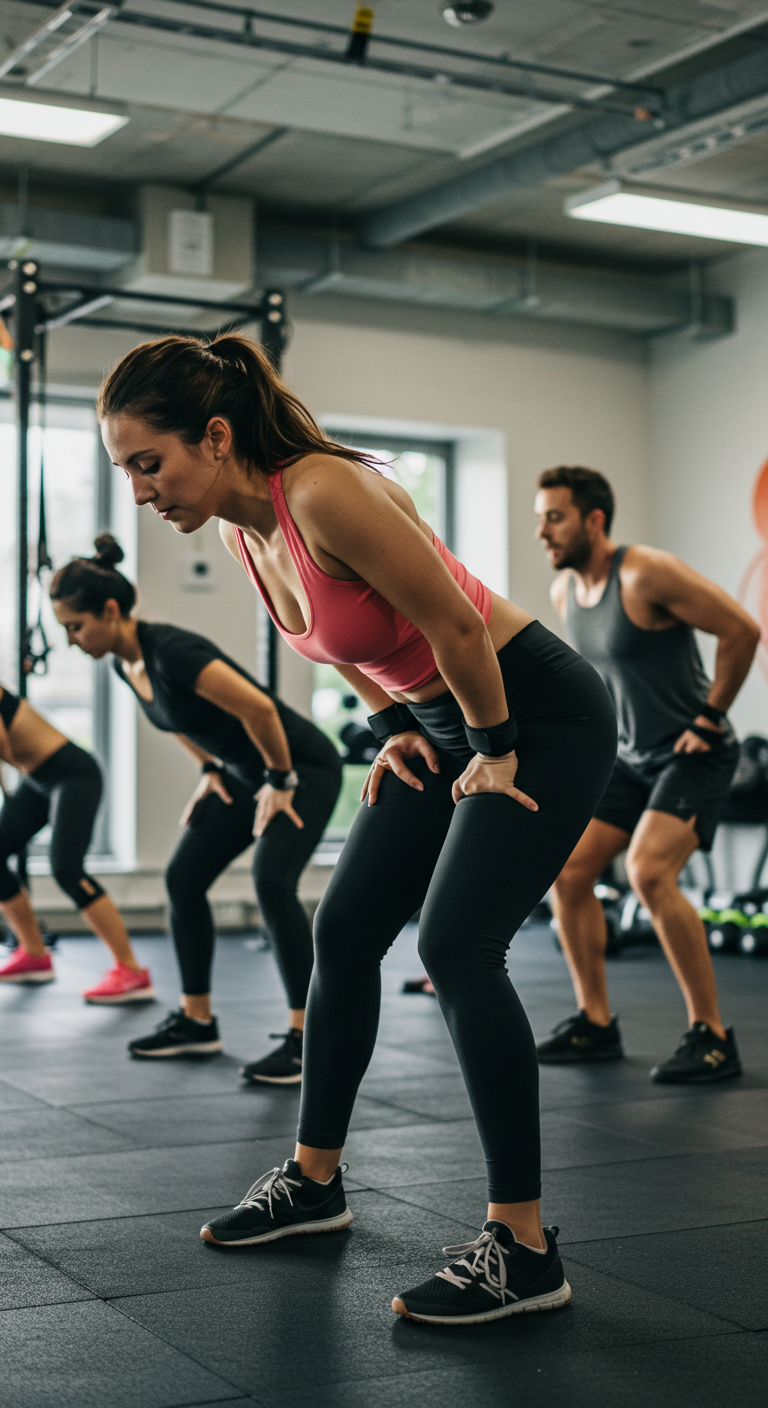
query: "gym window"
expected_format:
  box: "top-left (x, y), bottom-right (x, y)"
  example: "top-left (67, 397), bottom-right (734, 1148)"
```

top-left (0, 393), bottom-right (113, 857)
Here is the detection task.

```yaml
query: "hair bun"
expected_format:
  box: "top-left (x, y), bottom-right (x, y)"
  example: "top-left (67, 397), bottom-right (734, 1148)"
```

top-left (92, 533), bottom-right (125, 568)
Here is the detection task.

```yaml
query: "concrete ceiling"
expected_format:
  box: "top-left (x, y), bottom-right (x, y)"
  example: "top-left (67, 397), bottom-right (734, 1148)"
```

top-left (2, 0), bottom-right (768, 269)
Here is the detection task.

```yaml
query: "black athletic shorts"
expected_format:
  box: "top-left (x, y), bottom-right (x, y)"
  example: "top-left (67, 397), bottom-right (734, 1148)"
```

top-left (595, 739), bottom-right (739, 851)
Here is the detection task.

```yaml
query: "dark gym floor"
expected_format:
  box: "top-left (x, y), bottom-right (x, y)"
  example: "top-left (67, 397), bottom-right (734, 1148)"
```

top-left (1, 921), bottom-right (766, 1408)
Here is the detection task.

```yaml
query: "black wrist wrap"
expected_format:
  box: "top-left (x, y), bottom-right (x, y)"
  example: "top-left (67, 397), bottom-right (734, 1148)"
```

top-left (690, 721), bottom-right (724, 745)
top-left (699, 701), bottom-right (726, 726)
top-left (201, 760), bottom-right (222, 774)
top-left (367, 702), bottom-right (418, 745)
top-left (463, 715), bottom-right (519, 757)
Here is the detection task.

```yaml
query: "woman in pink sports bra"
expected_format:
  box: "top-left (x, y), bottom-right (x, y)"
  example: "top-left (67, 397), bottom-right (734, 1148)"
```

top-left (98, 332), bottom-right (617, 1328)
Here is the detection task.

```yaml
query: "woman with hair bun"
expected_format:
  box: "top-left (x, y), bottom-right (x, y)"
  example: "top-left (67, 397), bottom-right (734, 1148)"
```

top-left (96, 331), bottom-right (617, 1327)
top-left (0, 670), bottom-right (153, 1002)
top-left (52, 534), bottom-right (342, 1077)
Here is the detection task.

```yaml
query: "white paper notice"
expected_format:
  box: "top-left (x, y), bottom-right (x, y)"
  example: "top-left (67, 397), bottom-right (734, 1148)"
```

top-left (168, 209), bottom-right (214, 277)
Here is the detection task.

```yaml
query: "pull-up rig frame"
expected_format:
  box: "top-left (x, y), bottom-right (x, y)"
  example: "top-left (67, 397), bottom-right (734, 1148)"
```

top-left (1, 262), bottom-right (287, 696)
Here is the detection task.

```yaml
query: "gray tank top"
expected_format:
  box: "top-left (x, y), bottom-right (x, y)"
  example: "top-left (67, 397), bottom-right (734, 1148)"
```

top-left (565, 547), bottom-right (712, 769)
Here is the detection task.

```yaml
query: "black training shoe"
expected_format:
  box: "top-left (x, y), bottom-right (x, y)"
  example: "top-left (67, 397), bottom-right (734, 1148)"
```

top-left (240, 1029), bottom-right (303, 1085)
top-left (536, 1011), bottom-right (624, 1064)
top-left (128, 1009), bottom-right (223, 1059)
top-left (393, 1221), bottom-right (571, 1326)
top-left (200, 1158), bottom-right (353, 1246)
top-left (651, 1023), bottom-right (742, 1085)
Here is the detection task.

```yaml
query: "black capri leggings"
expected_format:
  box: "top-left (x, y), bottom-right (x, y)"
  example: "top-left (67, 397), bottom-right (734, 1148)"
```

top-left (298, 622), bottom-right (618, 1204)
top-left (165, 753), bottom-right (342, 1006)
top-left (0, 742), bottom-right (105, 909)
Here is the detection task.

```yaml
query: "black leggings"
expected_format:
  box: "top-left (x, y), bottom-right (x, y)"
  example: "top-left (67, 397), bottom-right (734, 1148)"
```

top-left (165, 759), bottom-right (341, 1006)
top-left (0, 743), bottom-right (105, 909)
top-left (298, 622), bottom-right (618, 1203)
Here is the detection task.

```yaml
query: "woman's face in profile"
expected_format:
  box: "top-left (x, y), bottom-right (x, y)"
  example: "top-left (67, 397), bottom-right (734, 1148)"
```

top-left (102, 414), bottom-right (229, 535)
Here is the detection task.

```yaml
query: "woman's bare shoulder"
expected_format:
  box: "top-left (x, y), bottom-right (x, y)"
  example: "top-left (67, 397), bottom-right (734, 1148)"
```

top-left (218, 518), bottom-right (241, 560)
top-left (286, 454), bottom-right (420, 528)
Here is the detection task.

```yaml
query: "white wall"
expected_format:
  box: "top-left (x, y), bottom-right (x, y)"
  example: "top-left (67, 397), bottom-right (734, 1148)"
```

top-left (649, 249), bottom-right (768, 739)
top-left (46, 307), bottom-right (651, 874)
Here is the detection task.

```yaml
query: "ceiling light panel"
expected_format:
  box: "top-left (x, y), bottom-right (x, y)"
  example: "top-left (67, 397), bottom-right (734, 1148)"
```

top-left (565, 181), bottom-right (768, 247)
top-left (0, 96), bottom-right (127, 146)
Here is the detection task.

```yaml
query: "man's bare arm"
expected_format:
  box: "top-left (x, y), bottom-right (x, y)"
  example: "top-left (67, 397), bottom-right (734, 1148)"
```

top-left (631, 547), bottom-right (760, 712)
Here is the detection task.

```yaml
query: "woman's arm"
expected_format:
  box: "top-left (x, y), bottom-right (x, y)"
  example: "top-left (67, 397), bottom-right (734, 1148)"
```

top-left (193, 660), bottom-right (293, 770)
top-left (173, 733), bottom-right (235, 826)
top-left (289, 460), bottom-right (508, 728)
top-left (193, 659), bottom-right (303, 834)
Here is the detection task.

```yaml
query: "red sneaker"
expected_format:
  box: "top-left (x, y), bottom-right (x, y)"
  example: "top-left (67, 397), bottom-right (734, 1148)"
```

top-left (83, 964), bottom-right (155, 1005)
top-left (0, 948), bottom-right (55, 984)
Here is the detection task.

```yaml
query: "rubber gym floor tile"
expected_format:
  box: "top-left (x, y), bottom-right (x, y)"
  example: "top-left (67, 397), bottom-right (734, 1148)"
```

top-left (0, 1232), bottom-right (95, 1311)
top-left (567, 1219), bottom-right (768, 1330)
top-left (564, 1088), bottom-right (768, 1157)
top-left (115, 1258), bottom-right (735, 1398)
top-left (70, 1091), bottom-right (418, 1150)
top-left (0, 1050), bottom-right (252, 1106)
top-left (0, 1106), bottom-right (135, 1163)
top-left (387, 1146), bottom-right (768, 1243)
top-left (8, 1191), bottom-right (475, 1299)
top-left (0, 1137), bottom-right (365, 1230)
top-left (265, 1331), bottom-right (768, 1408)
top-left (0, 1077), bottom-right (47, 1113)
top-left (0, 1299), bottom-right (236, 1408)
top-left (359, 1073), bottom-right (474, 1122)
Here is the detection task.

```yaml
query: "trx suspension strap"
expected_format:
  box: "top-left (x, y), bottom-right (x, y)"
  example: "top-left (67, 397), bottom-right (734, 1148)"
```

top-left (23, 327), bottom-right (53, 676)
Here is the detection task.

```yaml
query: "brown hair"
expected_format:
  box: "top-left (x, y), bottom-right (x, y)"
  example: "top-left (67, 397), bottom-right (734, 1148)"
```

top-left (537, 465), bottom-right (615, 535)
top-left (96, 332), bottom-right (380, 474)
top-left (50, 534), bottom-right (136, 618)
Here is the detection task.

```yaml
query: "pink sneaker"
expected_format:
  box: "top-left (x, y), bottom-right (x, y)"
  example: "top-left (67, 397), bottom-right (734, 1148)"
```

top-left (83, 964), bottom-right (155, 1005)
top-left (0, 948), bottom-right (55, 984)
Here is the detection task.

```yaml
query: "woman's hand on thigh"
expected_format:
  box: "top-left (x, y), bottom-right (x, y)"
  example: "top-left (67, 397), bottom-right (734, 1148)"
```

top-left (253, 785), bottom-right (304, 837)
top-left (453, 751), bottom-right (538, 811)
top-left (362, 731), bottom-right (441, 806)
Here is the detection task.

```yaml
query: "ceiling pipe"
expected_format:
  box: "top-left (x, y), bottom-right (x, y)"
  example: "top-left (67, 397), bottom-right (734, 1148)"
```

top-left (358, 41), bottom-right (768, 248)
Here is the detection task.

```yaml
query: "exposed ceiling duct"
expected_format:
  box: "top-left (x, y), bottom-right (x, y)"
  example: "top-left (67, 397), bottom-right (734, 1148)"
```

top-left (257, 226), bottom-right (732, 340)
top-left (0, 199), bottom-right (136, 269)
top-left (0, 193), bottom-right (734, 340)
top-left (359, 41), bottom-right (768, 248)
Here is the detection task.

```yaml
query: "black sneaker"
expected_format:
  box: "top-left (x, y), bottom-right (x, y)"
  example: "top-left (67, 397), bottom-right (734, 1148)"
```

top-left (128, 1009), bottom-right (223, 1059)
top-left (536, 1011), bottom-right (624, 1064)
top-left (240, 1029), bottom-right (303, 1085)
top-left (651, 1023), bottom-right (742, 1084)
top-left (200, 1158), bottom-right (353, 1246)
top-left (393, 1221), bottom-right (571, 1326)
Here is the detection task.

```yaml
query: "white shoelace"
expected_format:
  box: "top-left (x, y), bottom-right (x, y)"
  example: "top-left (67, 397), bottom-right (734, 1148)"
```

top-left (237, 1167), bottom-right (302, 1219)
top-left (436, 1229), bottom-right (515, 1304)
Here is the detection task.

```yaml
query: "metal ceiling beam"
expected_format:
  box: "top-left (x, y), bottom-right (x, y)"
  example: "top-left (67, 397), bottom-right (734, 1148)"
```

top-left (358, 40), bottom-right (768, 248)
top-left (10, 0), bottom-right (661, 117)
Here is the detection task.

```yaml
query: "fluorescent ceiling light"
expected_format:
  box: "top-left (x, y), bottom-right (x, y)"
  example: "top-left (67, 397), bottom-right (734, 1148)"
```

top-left (0, 96), bottom-right (127, 147)
top-left (565, 180), bottom-right (768, 247)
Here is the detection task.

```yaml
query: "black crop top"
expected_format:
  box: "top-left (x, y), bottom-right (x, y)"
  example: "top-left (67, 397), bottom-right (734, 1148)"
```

top-left (113, 622), bottom-right (332, 789)
top-left (0, 686), bottom-right (21, 730)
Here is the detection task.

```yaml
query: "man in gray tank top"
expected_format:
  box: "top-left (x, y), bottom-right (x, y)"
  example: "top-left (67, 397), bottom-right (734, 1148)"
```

top-left (533, 466), bottom-right (759, 1084)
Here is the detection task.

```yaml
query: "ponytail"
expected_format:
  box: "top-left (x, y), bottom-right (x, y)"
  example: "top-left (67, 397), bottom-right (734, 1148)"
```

top-left (50, 534), bottom-right (136, 617)
top-left (96, 332), bottom-right (380, 475)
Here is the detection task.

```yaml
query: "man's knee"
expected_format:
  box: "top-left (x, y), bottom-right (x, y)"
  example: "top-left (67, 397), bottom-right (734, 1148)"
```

top-left (552, 854), bottom-right (600, 906)
top-left (625, 851), bottom-right (670, 909)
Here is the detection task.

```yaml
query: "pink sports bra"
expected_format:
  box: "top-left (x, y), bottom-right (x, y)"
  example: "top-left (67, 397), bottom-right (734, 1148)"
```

top-left (233, 467), bottom-right (493, 695)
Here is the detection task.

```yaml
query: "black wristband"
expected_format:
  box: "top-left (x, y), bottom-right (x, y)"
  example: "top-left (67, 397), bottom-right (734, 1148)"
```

top-left (263, 767), bottom-right (299, 790)
top-left (690, 721), bottom-right (724, 744)
top-left (367, 702), bottom-right (418, 744)
top-left (201, 760), bottom-right (222, 774)
top-left (463, 714), bottom-right (519, 757)
top-left (699, 701), bottom-right (726, 726)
